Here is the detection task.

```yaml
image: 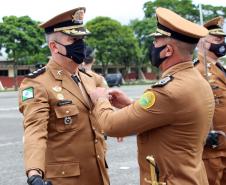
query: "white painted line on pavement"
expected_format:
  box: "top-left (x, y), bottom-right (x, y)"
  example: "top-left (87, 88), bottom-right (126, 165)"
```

top-left (119, 166), bottom-right (130, 170)
top-left (0, 107), bottom-right (18, 111)
top-left (0, 141), bottom-right (22, 147)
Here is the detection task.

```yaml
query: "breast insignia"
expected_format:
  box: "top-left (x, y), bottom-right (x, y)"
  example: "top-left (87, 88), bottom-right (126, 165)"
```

top-left (26, 67), bottom-right (46, 78)
top-left (193, 58), bottom-right (200, 66)
top-left (152, 75), bottom-right (173, 88)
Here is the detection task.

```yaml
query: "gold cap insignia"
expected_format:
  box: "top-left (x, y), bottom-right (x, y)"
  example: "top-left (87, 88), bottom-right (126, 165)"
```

top-left (72, 9), bottom-right (85, 24)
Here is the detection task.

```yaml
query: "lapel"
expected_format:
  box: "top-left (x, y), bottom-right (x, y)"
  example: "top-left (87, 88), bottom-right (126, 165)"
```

top-left (79, 71), bottom-right (96, 108)
top-left (47, 60), bottom-right (89, 107)
top-left (198, 54), bottom-right (226, 85)
top-left (211, 63), bottom-right (226, 85)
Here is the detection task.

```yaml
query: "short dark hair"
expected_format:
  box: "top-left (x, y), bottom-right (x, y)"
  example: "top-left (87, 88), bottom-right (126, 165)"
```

top-left (84, 46), bottom-right (95, 64)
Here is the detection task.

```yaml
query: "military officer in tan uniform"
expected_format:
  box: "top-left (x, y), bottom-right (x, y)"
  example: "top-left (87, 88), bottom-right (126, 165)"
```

top-left (19, 7), bottom-right (109, 185)
top-left (195, 16), bottom-right (226, 185)
top-left (89, 7), bottom-right (215, 185)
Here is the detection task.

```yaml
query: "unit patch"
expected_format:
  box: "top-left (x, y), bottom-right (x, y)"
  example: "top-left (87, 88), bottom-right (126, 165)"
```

top-left (139, 91), bottom-right (156, 110)
top-left (22, 87), bottom-right (34, 101)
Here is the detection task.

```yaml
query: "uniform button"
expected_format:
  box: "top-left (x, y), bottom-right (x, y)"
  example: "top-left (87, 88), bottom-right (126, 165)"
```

top-left (95, 139), bottom-right (98, 143)
top-left (93, 127), bottom-right (96, 131)
top-left (89, 111), bottom-right (92, 114)
top-left (97, 155), bottom-right (100, 159)
top-left (66, 110), bottom-right (70, 114)
top-left (62, 171), bottom-right (65, 175)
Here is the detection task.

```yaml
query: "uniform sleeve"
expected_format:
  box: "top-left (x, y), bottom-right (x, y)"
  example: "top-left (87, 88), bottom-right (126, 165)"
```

top-left (93, 89), bottom-right (174, 137)
top-left (19, 78), bottom-right (49, 173)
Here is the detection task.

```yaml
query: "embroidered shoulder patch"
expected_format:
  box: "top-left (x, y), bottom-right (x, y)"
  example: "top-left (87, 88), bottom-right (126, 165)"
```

top-left (139, 91), bottom-right (156, 110)
top-left (22, 87), bottom-right (34, 101)
top-left (26, 67), bottom-right (46, 78)
top-left (193, 58), bottom-right (199, 66)
top-left (152, 75), bottom-right (173, 88)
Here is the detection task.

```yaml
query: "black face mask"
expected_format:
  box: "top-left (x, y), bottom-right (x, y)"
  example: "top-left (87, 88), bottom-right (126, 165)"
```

top-left (148, 43), bottom-right (168, 68)
top-left (56, 39), bottom-right (86, 64)
top-left (209, 42), bottom-right (226, 58)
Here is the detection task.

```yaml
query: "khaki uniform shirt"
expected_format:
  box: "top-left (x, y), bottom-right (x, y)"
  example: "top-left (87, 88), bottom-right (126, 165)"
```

top-left (86, 70), bottom-right (108, 88)
top-left (195, 54), bottom-right (226, 158)
top-left (19, 60), bottom-right (109, 185)
top-left (93, 62), bottom-right (214, 185)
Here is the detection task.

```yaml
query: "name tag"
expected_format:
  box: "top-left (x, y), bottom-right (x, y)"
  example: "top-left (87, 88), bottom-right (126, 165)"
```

top-left (57, 100), bottom-right (72, 106)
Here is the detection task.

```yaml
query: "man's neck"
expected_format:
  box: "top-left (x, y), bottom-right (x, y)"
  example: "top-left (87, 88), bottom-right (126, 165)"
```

top-left (52, 55), bottom-right (79, 75)
top-left (160, 55), bottom-right (192, 72)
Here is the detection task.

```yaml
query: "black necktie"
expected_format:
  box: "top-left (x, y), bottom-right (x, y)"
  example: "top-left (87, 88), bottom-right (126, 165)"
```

top-left (216, 62), bottom-right (226, 76)
top-left (71, 75), bottom-right (80, 84)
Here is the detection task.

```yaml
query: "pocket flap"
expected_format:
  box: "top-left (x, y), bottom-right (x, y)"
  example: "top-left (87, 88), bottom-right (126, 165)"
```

top-left (54, 104), bottom-right (79, 118)
top-left (46, 162), bottom-right (80, 178)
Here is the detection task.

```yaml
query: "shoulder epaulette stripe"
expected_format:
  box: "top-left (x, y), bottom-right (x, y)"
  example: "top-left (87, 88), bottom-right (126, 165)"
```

top-left (79, 68), bottom-right (92, 77)
top-left (152, 75), bottom-right (173, 88)
top-left (26, 67), bottom-right (46, 78)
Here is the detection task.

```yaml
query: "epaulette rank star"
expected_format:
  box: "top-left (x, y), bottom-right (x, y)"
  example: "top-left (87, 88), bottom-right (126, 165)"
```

top-left (193, 58), bottom-right (200, 66)
top-left (152, 75), bottom-right (174, 88)
top-left (26, 67), bottom-right (46, 78)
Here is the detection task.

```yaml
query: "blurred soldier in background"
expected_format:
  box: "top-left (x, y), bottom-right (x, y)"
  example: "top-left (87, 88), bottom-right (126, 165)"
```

top-left (195, 16), bottom-right (226, 185)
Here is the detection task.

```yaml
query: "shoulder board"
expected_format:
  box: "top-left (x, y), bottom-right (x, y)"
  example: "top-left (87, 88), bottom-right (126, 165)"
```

top-left (26, 67), bottom-right (46, 78)
top-left (79, 68), bottom-right (92, 77)
top-left (152, 75), bottom-right (174, 88)
top-left (193, 58), bottom-right (200, 66)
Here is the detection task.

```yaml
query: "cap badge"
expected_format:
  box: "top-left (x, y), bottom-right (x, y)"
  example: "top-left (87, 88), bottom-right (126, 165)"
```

top-left (72, 9), bottom-right (85, 24)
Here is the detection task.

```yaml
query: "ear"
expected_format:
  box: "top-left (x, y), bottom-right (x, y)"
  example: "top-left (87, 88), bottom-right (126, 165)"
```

top-left (49, 41), bottom-right (59, 54)
top-left (165, 45), bottom-right (173, 57)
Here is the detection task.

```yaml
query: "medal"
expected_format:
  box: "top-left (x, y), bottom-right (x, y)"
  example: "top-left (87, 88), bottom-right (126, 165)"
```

top-left (52, 86), bottom-right (62, 92)
top-left (64, 116), bottom-right (72, 125)
top-left (57, 93), bottom-right (64, 100)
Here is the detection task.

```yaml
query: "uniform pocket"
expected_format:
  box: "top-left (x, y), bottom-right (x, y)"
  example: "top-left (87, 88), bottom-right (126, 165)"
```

top-left (46, 161), bottom-right (80, 178)
top-left (54, 104), bottom-right (80, 132)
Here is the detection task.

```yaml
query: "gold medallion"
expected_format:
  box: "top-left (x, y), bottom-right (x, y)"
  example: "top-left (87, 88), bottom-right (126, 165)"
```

top-left (52, 86), bottom-right (62, 92)
top-left (57, 93), bottom-right (64, 100)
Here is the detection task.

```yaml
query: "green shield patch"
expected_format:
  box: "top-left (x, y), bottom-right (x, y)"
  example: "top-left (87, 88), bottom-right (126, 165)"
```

top-left (22, 87), bottom-right (34, 101)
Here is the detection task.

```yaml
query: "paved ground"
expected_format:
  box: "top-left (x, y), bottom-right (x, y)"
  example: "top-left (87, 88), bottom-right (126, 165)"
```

top-left (0, 85), bottom-right (150, 185)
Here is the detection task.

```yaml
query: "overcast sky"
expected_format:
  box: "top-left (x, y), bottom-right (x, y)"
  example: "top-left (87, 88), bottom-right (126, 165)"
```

top-left (0, 0), bottom-right (225, 25)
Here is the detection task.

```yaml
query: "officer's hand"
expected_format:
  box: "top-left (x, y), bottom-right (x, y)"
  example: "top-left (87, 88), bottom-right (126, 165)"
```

top-left (108, 89), bottom-right (133, 109)
top-left (27, 175), bottom-right (52, 185)
top-left (90, 87), bottom-right (109, 104)
top-left (205, 130), bottom-right (219, 149)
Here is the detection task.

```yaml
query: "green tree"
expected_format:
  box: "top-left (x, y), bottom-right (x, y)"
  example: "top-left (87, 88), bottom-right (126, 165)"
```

top-left (143, 0), bottom-right (226, 22)
top-left (129, 0), bottom-right (226, 74)
top-left (0, 16), bottom-right (49, 89)
top-left (86, 16), bottom-right (141, 76)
